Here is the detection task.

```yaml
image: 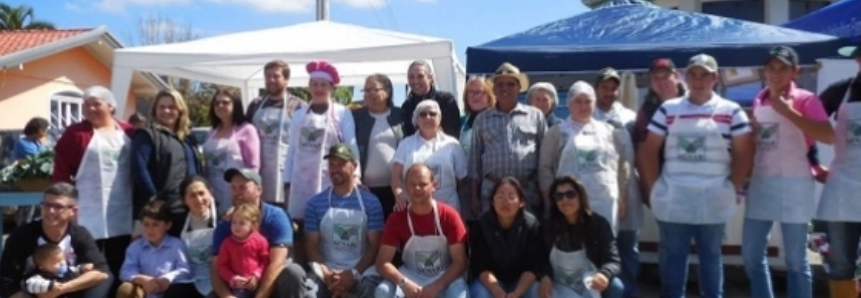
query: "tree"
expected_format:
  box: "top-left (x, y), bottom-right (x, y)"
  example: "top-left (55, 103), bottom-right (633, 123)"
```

top-left (0, 3), bottom-right (55, 30)
top-left (131, 14), bottom-right (219, 127)
top-left (287, 86), bottom-right (354, 105)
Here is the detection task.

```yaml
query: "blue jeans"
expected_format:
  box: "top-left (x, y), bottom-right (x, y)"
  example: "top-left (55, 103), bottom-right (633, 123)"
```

top-left (657, 221), bottom-right (726, 298)
top-left (469, 280), bottom-right (538, 298)
top-left (375, 276), bottom-right (469, 298)
top-left (741, 219), bottom-right (811, 298)
top-left (824, 221), bottom-right (861, 280)
top-left (617, 230), bottom-right (640, 298)
top-left (549, 277), bottom-right (624, 298)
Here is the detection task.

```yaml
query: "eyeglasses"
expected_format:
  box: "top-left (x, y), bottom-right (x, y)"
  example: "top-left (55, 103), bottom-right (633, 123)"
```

top-left (41, 202), bottom-right (73, 211)
top-left (362, 88), bottom-right (383, 93)
top-left (552, 190), bottom-right (578, 201)
top-left (467, 91), bottom-right (486, 97)
top-left (418, 111), bottom-right (438, 118)
top-left (493, 194), bottom-right (520, 202)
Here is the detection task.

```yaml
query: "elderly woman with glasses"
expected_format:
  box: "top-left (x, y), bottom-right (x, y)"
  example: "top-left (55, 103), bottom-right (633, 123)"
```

top-left (527, 82), bottom-right (561, 127)
top-left (391, 100), bottom-right (468, 214)
top-left (538, 81), bottom-right (629, 233)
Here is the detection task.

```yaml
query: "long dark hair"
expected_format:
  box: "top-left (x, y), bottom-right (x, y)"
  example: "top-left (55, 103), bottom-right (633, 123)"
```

top-left (489, 176), bottom-right (527, 216)
top-left (543, 176), bottom-right (592, 247)
top-left (179, 175), bottom-right (214, 198)
top-left (209, 89), bottom-right (248, 129)
top-left (366, 73), bottom-right (394, 107)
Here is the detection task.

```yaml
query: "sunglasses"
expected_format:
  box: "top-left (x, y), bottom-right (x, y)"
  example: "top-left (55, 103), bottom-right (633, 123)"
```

top-left (418, 111), bottom-right (438, 118)
top-left (553, 190), bottom-right (579, 201)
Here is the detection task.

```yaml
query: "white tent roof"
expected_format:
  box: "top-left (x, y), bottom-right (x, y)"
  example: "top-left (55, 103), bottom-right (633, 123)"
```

top-left (111, 20), bottom-right (466, 116)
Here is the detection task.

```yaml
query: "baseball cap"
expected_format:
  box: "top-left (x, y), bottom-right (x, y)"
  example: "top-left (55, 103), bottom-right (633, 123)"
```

top-left (649, 58), bottom-right (676, 72)
top-left (838, 42), bottom-right (861, 58)
top-left (767, 46), bottom-right (799, 67)
top-left (323, 143), bottom-right (356, 161)
top-left (687, 54), bottom-right (718, 73)
top-left (595, 67), bottom-right (621, 85)
top-left (224, 168), bottom-right (262, 185)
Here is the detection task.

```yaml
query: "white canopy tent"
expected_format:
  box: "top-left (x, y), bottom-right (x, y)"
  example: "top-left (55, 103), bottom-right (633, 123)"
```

top-left (111, 20), bottom-right (466, 116)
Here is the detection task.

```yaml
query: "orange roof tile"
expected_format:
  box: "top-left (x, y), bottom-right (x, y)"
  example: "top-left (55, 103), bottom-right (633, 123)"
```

top-left (0, 29), bottom-right (92, 56)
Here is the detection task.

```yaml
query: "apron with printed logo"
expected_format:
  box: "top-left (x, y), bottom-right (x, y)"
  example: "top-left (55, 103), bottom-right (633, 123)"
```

top-left (287, 104), bottom-right (342, 219)
top-left (550, 247), bottom-right (601, 298)
top-left (651, 102), bottom-right (736, 224)
top-left (253, 95), bottom-right (300, 203)
top-left (181, 203), bottom-right (217, 295)
top-left (396, 200), bottom-right (451, 295)
top-left (76, 127), bottom-right (133, 239)
top-left (320, 188), bottom-right (377, 278)
top-left (402, 136), bottom-right (460, 210)
top-left (557, 121), bottom-right (620, 233)
top-left (203, 127), bottom-right (244, 216)
top-left (818, 79), bottom-right (861, 222)
top-left (747, 102), bottom-right (816, 223)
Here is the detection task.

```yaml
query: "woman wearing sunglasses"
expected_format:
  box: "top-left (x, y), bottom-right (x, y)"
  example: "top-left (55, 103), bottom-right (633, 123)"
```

top-left (469, 177), bottom-right (542, 298)
top-left (538, 176), bottom-right (623, 298)
top-left (391, 99), bottom-right (468, 214)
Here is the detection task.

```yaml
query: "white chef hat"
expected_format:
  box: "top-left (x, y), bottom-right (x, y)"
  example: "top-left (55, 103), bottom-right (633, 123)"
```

top-left (82, 85), bottom-right (117, 107)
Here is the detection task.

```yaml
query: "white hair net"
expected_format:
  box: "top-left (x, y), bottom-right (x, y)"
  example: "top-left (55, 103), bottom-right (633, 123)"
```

top-left (82, 85), bottom-right (117, 107)
top-left (567, 81), bottom-right (596, 105)
top-left (412, 99), bottom-right (441, 127)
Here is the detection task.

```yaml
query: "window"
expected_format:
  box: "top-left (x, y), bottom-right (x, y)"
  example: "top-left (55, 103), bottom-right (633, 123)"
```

top-left (702, 0), bottom-right (765, 23)
top-left (789, 0), bottom-right (831, 20)
top-left (50, 91), bottom-right (83, 130)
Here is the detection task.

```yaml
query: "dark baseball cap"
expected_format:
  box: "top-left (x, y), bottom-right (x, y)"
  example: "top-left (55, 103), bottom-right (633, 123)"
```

top-left (224, 168), bottom-right (262, 185)
top-left (595, 67), bottom-right (621, 85)
top-left (649, 58), bottom-right (676, 72)
top-left (323, 143), bottom-right (356, 161)
top-left (767, 46), bottom-right (799, 67)
top-left (838, 43), bottom-right (861, 58)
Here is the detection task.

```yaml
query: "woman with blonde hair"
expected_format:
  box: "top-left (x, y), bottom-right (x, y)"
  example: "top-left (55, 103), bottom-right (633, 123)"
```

top-left (132, 89), bottom-right (201, 237)
top-left (460, 76), bottom-right (495, 220)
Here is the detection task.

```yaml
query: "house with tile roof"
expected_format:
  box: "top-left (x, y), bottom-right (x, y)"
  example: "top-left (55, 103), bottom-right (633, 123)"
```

top-left (0, 26), bottom-right (166, 130)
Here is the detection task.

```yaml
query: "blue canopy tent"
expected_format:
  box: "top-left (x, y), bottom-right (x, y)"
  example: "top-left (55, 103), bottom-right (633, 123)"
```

top-left (466, 2), bottom-right (846, 74)
top-left (783, 0), bottom-right (861, 40)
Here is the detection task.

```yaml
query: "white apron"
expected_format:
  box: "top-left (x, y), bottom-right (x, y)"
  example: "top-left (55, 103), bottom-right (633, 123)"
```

top-left (818, 79), bottom-right (861, 221)
top-left (397, 201), bottom-right (451, 293)
top-left (253, 95), bottom-right (299, 203)
top-left (402, 135), bottom-right (460, 210)
top-left (180, 203), bottom-right (217, 295)
top-left (549, 247), bottom-right (601, 298)
top-left (747, 103), bottom-right (816, 223)
top-left (651, 103), bottom-right (736, 224)
top-left (203, 127), bottom-right (244, 216)
top-left (287, 105), bottom-right (342, 219)
top-left (557, 121), bottom-right (619, 233)
top-left (320, 188), bottom-right (376, 277)
top-left (75, 127), bottom-right (133, 240)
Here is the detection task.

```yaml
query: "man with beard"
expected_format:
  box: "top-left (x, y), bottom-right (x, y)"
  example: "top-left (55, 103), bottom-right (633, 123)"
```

top-left (400, 60), bottom-right (461, 139)
top-left (247, 60), bottom-right (307, 204)
top-left (0, 182), bottom-right (112, 298)
top-left (210, 168), bottom-right (307, 298)
top-left (303, 144), bottom-right (385, 298)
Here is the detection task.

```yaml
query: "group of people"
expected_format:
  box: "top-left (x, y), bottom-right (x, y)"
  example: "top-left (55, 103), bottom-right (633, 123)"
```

top-left (0, 41), bottom-right (859, 298)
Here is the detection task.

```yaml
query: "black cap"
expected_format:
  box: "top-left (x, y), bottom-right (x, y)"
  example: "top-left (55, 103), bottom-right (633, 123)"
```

top-left (595, 67), bottom-right (621, 85)
top-left (224, 168), bottom-right (262, 185)
top-left (649, 58), bottom-right (676, 72)
top-left (767, 46), bottom-right (799, 67)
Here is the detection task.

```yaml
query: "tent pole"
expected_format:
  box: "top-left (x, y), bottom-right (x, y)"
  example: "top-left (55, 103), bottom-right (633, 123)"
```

top-left (316, 0), bottom-right (329, 21)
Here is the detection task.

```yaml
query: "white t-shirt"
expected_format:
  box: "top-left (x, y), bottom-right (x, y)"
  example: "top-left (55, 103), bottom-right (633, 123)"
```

top-left (393, 133), bottom-right (467, 208)
top-left (647, 94), bottom-right (752, 149)
top-left (363, 111), bottom-right (398, 187)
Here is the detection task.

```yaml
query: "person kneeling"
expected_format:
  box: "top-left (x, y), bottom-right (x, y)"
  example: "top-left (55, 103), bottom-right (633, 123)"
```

top-left (374, 164), bottom-right (469, 298)
top-left (117, 200), bottom-right (198, 298)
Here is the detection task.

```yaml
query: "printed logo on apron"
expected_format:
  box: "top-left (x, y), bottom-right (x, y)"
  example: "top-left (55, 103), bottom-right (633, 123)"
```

top-left (576, 147), bottom-right (602, 172)
top-left (553, 266), bottom-right (596, 297)
top-left (428, 164), bottom-right (442, 182)
top-left (676, 134), bottom-right (706, 161)
top-left (332, 223), bottom-right (360, 250)
top-left (103, 147), bottom-right (124, 167)
top-left (756, 122), bottom-right (780, 151)
top-left (845, 118), bottom-right (861, 148)
top-left (205, 151), bottom-right (227, 167)
top-left (299, 127), bottom-right (326, 151)
top-left (415, 250), bottom-right (444, 277)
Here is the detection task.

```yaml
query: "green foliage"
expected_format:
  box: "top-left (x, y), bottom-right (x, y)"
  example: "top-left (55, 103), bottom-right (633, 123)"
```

top-left (0, 150), bottom-right (54, 186)
top-left (0, 3), bottom-right (55, 30)
top-left (287, 86), bottom-right (354, 105)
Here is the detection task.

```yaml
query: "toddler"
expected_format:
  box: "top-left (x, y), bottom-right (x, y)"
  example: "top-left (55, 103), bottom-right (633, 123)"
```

top-left (217, 204), bottom-right (269, 298)
top-left (24, 243), bottom-right (93, 295)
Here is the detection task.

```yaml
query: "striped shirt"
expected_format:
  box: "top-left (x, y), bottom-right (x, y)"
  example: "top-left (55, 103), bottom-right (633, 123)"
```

top-left (469, 103), bottom-right (546, 185)
top-left (647, 94), bottom-right (752, 148)
top-left (303, 188), bottom-right (385, 233)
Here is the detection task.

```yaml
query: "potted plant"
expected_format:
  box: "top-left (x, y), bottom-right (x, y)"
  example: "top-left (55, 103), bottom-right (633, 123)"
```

top-left (0, 150), bottom-right (54, 191)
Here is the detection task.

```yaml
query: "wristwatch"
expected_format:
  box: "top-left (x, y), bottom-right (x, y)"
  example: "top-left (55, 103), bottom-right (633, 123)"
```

top-left (351, 268), bottom-right (362, 281)
top-left (397, 277), bottom-right (408, 288)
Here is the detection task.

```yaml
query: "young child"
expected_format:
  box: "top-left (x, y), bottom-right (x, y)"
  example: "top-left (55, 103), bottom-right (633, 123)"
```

top-left (216, 203), bottom-right (269, 298)
top-left (118, 200), bottom-right (194, 298)
top-left (24, 243), bottom-right (94, 295)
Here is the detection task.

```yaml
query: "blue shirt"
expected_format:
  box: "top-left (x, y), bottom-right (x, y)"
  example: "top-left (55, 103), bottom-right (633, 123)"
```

top-left (212, 203), bottom-right (294, 255)
top-left (120, 236), bottom-right (191, 297)
top-left (304, 187), bottom-right (385, 233)
top-left (12, 138), bottom-right (44, 160)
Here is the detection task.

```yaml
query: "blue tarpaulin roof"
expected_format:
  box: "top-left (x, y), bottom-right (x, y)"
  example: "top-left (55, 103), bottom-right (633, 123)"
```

top-left (466, 2), bottom-right (846, 74)
top-left (783, 0), bottom-right (861, 40)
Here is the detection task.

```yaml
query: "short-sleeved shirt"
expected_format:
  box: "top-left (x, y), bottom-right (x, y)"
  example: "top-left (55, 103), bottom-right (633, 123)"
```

top-left (303, 187), bottom-right (385, 233)
top-left (380, 201), bottom-right (467, 249)
top-left (211, 203), bottom-right (293, 255)
top-left (753, 83), bottom-right (829, 147)
top-left (647, 94), bottom-right (753, 148)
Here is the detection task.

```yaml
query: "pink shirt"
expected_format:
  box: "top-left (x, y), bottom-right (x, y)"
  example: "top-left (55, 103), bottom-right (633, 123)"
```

top-left (753, 82), bottom-right (829, 147)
